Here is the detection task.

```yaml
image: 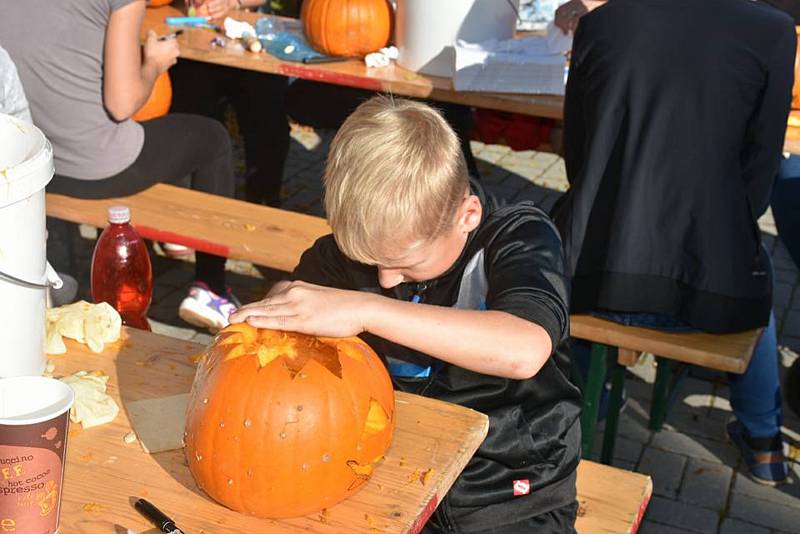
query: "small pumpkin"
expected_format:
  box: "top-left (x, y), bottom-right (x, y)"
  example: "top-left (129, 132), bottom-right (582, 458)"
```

top-left (132, 71), bottom-right (172, 122)
top-left (184, 323), bottom-right (395, 518)
top-left (301, 0), bottom-right (392, 58)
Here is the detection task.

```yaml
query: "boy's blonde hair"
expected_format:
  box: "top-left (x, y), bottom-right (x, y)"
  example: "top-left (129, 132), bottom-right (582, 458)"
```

top-left (324, 96), bottom-right (469, 264)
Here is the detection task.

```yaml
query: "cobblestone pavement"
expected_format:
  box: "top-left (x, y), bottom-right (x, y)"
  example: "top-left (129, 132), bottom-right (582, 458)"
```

top-left (69, 127), bottom-right (800, 533)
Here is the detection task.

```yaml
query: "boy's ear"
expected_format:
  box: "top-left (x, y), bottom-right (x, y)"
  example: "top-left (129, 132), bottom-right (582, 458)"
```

top-left (458, 194), bottom-right (482, 233)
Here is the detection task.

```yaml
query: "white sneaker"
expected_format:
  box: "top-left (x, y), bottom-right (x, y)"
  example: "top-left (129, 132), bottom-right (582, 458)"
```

top-left (178, 282), bottom-right (238, 332)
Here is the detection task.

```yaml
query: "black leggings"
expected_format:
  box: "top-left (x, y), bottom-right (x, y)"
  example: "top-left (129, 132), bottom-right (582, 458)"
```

top-left (47, 113), bottom-right (235, 295)
top-left (170, 59), bottom-right (290, 207)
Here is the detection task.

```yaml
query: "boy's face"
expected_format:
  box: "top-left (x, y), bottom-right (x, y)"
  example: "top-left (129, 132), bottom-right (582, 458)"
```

top-left (375, 194), bottom-right (482, 289)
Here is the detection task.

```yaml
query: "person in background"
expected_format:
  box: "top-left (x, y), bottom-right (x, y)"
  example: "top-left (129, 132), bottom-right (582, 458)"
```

top-left (170, 0), bottom-right (290, 208)
top-left (552, 0), bottom-right (795, 485)
top-left (0, 0), bottom-right (239, 332)
top-left (232, 97), bottom-right (582, 533)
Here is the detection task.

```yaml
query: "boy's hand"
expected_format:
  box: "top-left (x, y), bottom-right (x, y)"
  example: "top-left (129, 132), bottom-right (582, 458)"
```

top-left (229, 281), bottom-right (373, 338)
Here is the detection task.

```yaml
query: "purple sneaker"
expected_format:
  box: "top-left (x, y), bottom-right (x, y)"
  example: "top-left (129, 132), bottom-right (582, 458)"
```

top-left (179, 282), bottom-right (238, 332)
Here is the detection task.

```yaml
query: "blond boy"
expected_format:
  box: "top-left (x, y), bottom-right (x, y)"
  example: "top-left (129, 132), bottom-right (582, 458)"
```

top-left (231, 97), bottom-right (581, 533)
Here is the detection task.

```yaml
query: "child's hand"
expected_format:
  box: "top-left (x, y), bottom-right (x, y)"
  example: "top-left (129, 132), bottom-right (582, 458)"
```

top-left (195, 0), bottom-right (233, 19)
top-left (229, 281), bottom-right (373, 338)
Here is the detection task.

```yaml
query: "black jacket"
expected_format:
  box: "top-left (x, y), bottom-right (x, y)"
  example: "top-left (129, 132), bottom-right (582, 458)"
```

top-left (553, 0), bottom-right (795, 333)
top-left (293, 190), bottom-right (581, 532)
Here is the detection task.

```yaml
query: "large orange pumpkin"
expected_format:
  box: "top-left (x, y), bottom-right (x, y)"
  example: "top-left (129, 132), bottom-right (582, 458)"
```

top-left (184, 323), bottom-right (395, 518)
top-left (301, 0), bottom-right (392, 57)
top-left (132, 71), bottom-right (172, 122)
top-left (146, 0), bottom-right (172, 7)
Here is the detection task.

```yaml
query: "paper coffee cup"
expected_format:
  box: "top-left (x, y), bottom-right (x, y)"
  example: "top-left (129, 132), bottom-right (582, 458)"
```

top-left (0, 377), bottom-right (74, 534)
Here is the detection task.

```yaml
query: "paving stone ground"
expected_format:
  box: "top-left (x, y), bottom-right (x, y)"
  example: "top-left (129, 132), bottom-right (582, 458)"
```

top-left (65, 126), bottom-right (800, 533)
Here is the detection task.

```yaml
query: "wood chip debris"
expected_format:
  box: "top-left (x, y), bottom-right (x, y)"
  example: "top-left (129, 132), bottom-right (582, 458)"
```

top-left (82, 502), bottom-right (104, 513)
top-left (123, 431), bottom-right (137, 444)
top-left (406, 468), bottom-right (435, 486)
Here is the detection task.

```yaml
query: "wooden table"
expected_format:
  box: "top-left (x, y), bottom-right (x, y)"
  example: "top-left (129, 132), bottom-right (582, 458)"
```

top-left (57, 328), bottom-right (489, 533)
top-left (142, 4), bottom-right (565, 119)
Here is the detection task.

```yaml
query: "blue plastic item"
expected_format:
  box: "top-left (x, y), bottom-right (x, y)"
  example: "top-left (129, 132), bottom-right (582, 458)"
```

top-left (255, 17), bottom-right (329, 63)
top-left (165, 16), bottom-right (212, 26)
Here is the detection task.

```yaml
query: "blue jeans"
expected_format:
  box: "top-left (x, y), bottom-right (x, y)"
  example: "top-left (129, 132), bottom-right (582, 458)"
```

top-left (574, 310), bottom-right (781, 438)
top-left (772, 155), bottom-right (800, 269)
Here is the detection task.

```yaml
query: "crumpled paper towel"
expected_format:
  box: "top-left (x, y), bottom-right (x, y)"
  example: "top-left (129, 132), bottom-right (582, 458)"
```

top-left (365, 46), bottom-right (399, 68)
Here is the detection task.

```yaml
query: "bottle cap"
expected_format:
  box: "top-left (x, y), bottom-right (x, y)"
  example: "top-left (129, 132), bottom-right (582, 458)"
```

top-left (107, 205), bottom-right (131, 224)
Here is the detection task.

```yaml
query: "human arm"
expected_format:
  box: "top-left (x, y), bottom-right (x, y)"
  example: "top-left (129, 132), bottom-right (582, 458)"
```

top-left (554, 0), bottom-right (605, 33)
top-left (232, 281), bottom-right (552, 380)
top-left (195, 0), bottom-right (267, 19)
top-left (103, 1), bottom-right (179, 121)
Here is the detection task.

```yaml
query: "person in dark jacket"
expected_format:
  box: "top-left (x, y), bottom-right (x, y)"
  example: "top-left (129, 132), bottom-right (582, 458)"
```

top-left (231, 97), bottom-right (582, 533)
top-left (552, 0), bottom-right (795, 484)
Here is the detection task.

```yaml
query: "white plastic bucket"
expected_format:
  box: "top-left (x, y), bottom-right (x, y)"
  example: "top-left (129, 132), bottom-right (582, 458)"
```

top-left (0, 114), bottom-right (55, 377)
top-left (395, 0), bottom-right (519, 77)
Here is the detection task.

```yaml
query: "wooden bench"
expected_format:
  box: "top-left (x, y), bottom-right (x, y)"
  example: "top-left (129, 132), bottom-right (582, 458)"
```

top-left (46, 183), bottom-right (331, 273)
top-left (576, 460), bottom-right (652, 534)
top-left (571, 314), bottom-right (761, 463)
top-left (47, 183), bottom-right (760, 471)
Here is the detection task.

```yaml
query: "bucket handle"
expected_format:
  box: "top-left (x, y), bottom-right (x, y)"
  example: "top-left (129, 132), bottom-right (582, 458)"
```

top-left (0, 262), bottom-right (63, 290)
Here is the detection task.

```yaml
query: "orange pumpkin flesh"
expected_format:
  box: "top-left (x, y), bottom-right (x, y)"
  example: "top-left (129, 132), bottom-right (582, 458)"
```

top-left (301, 0), bottom-right (392, 57)
top-left (185, 323), bottom-right (395, 518)
top-left (132, 71), bottom-right (172, 122)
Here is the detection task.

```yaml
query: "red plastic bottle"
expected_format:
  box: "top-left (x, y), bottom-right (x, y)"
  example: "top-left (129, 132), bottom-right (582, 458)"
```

top-left (91, 206), bottom-right (153, 330)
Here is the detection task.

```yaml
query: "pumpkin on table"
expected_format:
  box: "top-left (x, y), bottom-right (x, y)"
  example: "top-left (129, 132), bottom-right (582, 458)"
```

top-left (301, 0), bottom-right (392, 57)
top-left (184, 323), bottom-right (396, 518)
top-left (146, 0), bottom-right (172, 7)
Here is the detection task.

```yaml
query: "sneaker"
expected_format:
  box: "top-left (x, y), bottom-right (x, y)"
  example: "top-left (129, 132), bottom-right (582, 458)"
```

top-left (726, 419), bottom-right (788, 486)
top-left (161, 242), bottom-right (194, 258)
top-left (178, 282), bottom-right (238, 332)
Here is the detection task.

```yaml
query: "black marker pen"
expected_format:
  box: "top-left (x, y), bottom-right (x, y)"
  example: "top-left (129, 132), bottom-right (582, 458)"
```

top-left (158, 29), bottom-right (184, 41)
top-left (134, 498), bottom-right (186, 534)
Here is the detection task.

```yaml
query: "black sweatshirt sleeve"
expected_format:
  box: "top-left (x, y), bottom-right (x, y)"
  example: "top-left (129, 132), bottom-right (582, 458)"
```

top-left (484, 207), bottom-right (571, 352)
top-left (741, 16), bottom-right (795, 216)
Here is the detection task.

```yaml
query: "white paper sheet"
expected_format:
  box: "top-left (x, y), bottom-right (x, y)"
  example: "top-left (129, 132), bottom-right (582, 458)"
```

top-left (453, 22), bottom-right (570, 95)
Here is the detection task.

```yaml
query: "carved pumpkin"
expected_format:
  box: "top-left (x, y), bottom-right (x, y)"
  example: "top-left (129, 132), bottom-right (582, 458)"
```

top-left (184, 323), bottom-right (395, 518)
top-left (132, 71), bottom-right (172, 122)
top-left (301, 0), bottom-right (392, 57)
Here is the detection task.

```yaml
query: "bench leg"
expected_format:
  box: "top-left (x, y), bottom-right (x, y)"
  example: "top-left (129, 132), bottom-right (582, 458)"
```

top-left (649, 356), bottom-right (675, 430)
top-left (601, 350), bottom-right (625, 465)
top-left (580, 343), bottom-right (609, 458)
top-left (649, 357), bottom-right (690, 431)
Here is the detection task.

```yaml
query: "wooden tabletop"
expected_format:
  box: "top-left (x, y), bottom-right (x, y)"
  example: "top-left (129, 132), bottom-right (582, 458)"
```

top-left (56, 328), bottom-right (489, 533)
top-left (142, 4), bottom-right (565, 119)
